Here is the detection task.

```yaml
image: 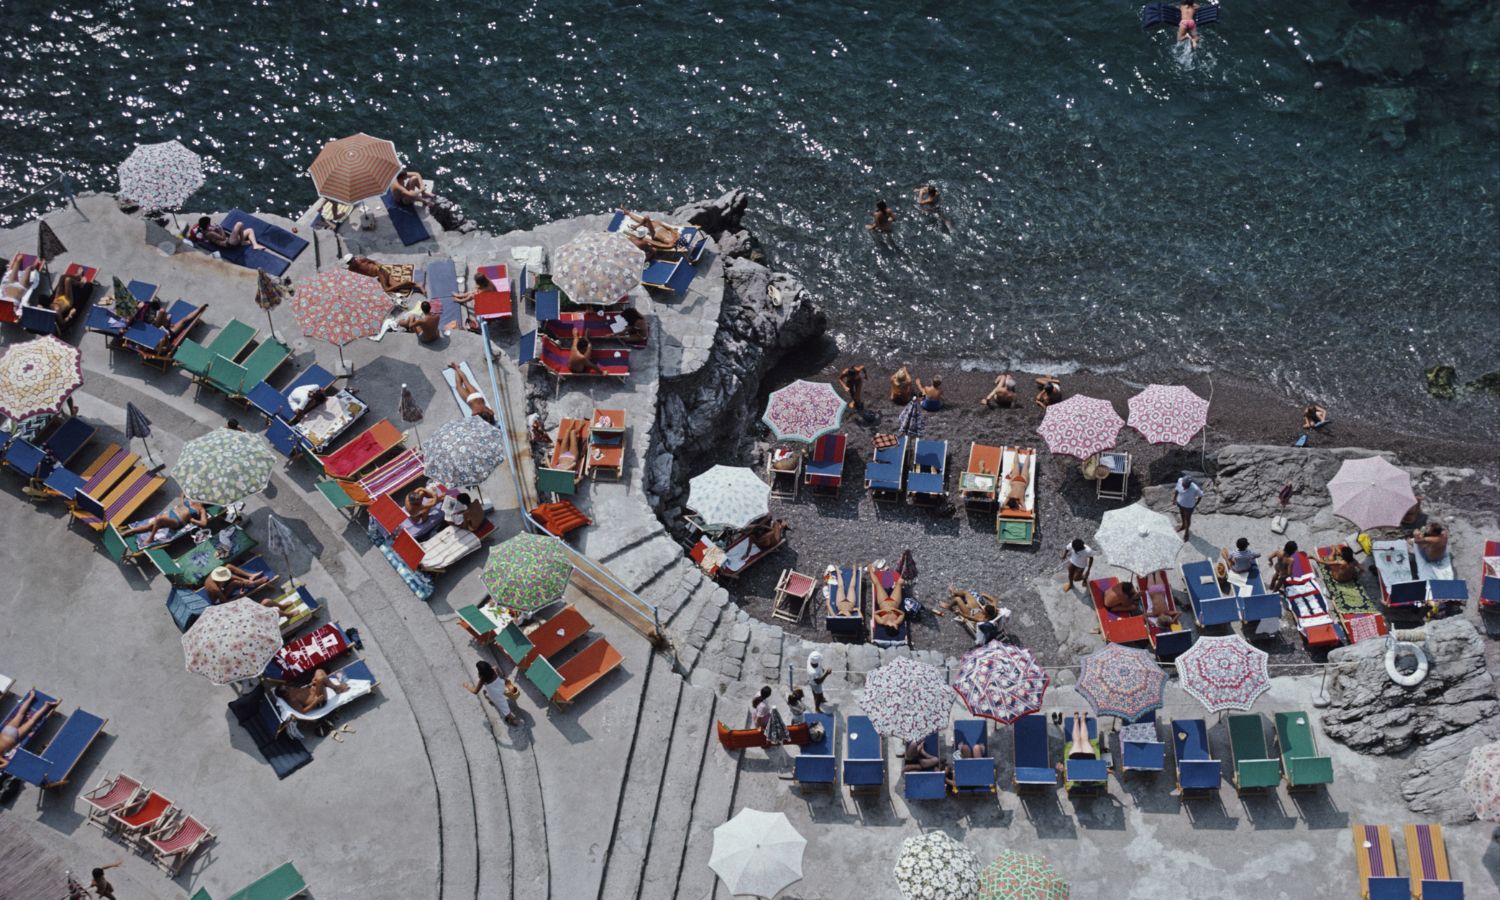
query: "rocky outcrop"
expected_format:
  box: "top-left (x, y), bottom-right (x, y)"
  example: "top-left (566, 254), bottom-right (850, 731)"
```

top-left (1401, 725), bottom-right (1500, 824)
top-left (671, 189), bottom-right (749, 242)
top-left (1321, 618), bottom-right (1499, 756)
top-left (429, 194), bottom-right (477, 234)
top-left (1139, 443), bottom-right (1400, 521)
top-left (1337, 19), bottom-right (1426, 78)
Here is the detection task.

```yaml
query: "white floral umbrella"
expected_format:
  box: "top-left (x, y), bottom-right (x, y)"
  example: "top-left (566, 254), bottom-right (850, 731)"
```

top-left (117, 140), bottom-right (204, 210)
top-left (174, 428), bottom-right (277, 506)
top-left (1127, 384), bottom-right (1209, 446)
top-left (1175, 635), bottom-right (1271, 713)
top-left (551, 231), bottom-right (644, 305)
top-left (1462, 740), bottom-right (1500, 823)
top-left (687, 465), bottom-right (770, 531)
top-left (859, 657), bottom-right (953, 742)
top-left (894, 832), bottom-right (981, 900)
top-left (1093, 502), bottom-right (1183, 576)
top-left (425, 417), bottom-right (505, 488)
top-left (709, 808), bottom-right (805, 898)
top-left (1327, 456), bottom-right (1417, 530)
top-left (181, 599), bottom-right (283, 685)
top-left (0, 336), bottom-right (82, 421)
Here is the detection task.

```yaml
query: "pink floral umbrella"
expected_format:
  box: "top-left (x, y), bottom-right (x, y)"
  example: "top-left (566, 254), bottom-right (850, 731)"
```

top-left (1327, 456), bottom-right (1417, 530)
top-left (761, 380), bottom-right (847, 443)
top-left (953, 643), bottom-right (1051, 725)
top-left (1461, 739), bottom-right (1500, 823)
top-left (1174, 635), bottom-right (1270, 713)
top-left (290, 269), bottom-right (389, 371)
top-left (1127, 384), bottom-right (1209, 446)
top-left (181, 599), bottom-right (283, 685)
top-left (1036, 395), bottom-right (1124, 459)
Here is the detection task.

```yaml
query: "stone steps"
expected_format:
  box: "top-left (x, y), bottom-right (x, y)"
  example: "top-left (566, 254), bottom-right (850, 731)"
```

top-left (674, 687), bottom-right (743, 900)
top-left (638, 682), bottom-right (717, 898)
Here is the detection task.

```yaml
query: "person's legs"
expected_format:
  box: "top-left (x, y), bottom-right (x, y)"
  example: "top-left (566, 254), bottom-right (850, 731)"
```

top-left (15, 698), bottom-right (59, 738)
top-left (3, 690), bottom-right (35, 729)
top-left (1070, 713), bottom-right (1088, 751)
top-left (867, 564), bottom-right (889, 605)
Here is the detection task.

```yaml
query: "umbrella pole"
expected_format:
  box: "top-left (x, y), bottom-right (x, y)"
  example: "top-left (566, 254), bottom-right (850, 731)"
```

top-left (264, 306), bottom-right (278, 342)
top-left (337, 344), bottom-right (352, 377)
top-left (283, 548), bottom-right (297, 589)
top-left (414, 423), bottom-right (422, 451)
top-left (140, 436), bottom-right (155, 466)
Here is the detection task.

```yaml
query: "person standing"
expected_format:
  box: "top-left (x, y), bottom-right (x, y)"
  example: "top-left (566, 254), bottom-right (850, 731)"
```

top-left (749, 686), bottom-right (773, 730)
top-left (806, 651), bottom-right (829, 713)
top-left (786, 688), bottom-right (807, 725)
top-left (1268, 541), bottom-right (1298, 593)
top-left (1174, 475), bottom-right (1204, 539)
top-left (1061, 538), bottom-right (1096, 592)
top-left (90, 861), bottom-right (124, 899)
top-left (838, 364), bottom-right (867, 410)
top-left (463, 660), bottom-right (520, 726)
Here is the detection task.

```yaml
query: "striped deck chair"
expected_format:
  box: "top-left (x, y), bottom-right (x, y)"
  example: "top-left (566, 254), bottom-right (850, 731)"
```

top-left (71, 469), bottom-right (166, 533)
top-left (1403, 824), bottom-right (1462, 899)
top-left (356, 448), bottom-right (424, 499)
top-left (1352, 824), bottom-right (1402, 900)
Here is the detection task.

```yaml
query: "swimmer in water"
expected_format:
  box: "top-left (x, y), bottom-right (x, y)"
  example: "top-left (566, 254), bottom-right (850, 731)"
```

top-left (1177, 0), bottom-right (1200, 48)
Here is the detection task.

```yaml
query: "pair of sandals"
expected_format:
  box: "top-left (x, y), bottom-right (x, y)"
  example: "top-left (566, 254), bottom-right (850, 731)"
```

top-left (320, 721), bottom-right (357, 742)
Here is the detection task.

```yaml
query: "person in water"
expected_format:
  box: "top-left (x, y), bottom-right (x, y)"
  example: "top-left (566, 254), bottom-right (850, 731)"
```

top-left (1177, 0), bottom-right (1200, 48)
top-left (867, 200), bottom-right (895, 232)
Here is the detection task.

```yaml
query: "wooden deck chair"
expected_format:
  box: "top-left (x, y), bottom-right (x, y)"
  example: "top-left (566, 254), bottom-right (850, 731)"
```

top-left (316, 419), bottom-right (404, 480)
top-left (766, 448), bottom-right (801, 500)
top-left (996, 446), bottom-right (1037, 545)
top-left (1352, 824), bottom-right (1403, 900)
top-left (585, 408), bottom-right (626, 480)
top-left (804, 433), bottom-right (846, 493)
top-left (961, 442), bottom-right (1002, 510)
top-left (146, 814), bottom-right (214, 875)
top-left (1403, 824), bottom-right (1462, 899)
top-left (82, 772), bottom-right (143, 831)
top-left (771, 569), bottom-right (817, 624)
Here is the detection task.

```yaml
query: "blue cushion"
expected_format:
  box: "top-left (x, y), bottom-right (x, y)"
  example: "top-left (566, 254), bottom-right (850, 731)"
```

top-left (1178, 759), bottom-right (1222, 790)
top-left (1388, 580), bottom-right (1427, 606)
top-left (801, 713), bottom-right (833, 756)
top-left (85, 304), bottom-right (128, 336)
top-left (1366, 877), bottom-right (1411, 900)
top-left (167, 588), bottom-right (212, 631)
top-left (20, 304), bottom-right (58, 335)
top-left (843, 758), bottom-right (883, 787)
top-left (1238, 593), bottom-right (1282, 622)
top-left (382, 190), bottom-right (432, 245)
top-left (1014, 766), bottom-right (1058, 786)
top-left (1121, 739), bottom-right (1166, 771)
top-left (222, 209), bottom-right (308, 260)
top-left (846, 715), bottom-right (880, 760)
top-left (795, 754), bottom-right (836, 784)
top-left (1013, 715), bottom-right (1051, 771)
top-left (952, 757), bottom-right (995, 790)
top-left (3, 438), bottom-right (47, 477)
top-left (42, 465), bottom-right (84, 500)
top-left (1428, 579), bottom-right (1469, 602)
top-left (904, 771), bottom-right (946, 799)
top-left (44, 417), bottom-right (94, 464)
top-left (1420, 880), bottom-right (1463, 900)
top-left (1066, 758), bottom-right (1109, 784)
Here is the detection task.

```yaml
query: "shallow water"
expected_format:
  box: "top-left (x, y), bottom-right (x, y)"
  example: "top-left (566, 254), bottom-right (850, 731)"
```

top-left (0, 1), bottom-right (1495, 435)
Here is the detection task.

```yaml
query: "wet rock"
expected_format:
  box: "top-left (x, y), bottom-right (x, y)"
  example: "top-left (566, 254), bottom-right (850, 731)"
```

top-left (1361, 87), bottom-right (1419, 149)
top-left (671, 189), bottom-right (750, 240)
top-left (1468, 370), bottom-right (1500, 395)
top-left (1338, 19), bottom-right (1425, 78)
top-left (428, 194), bottom-right (470, 234)
top-left (716, 229), bottom-right (757, 259)
top-left (1425, 364), bottom-right (1458, 400)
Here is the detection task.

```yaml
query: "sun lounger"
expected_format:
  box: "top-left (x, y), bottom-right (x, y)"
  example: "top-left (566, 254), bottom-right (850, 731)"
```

top-left (316, 419), bottom-right (404, 479)
top-left (85, 303), bottom-right (132, 338)
top-left (526, 637), bottom-right (623, 707)
top-left (136, 300), bottom-right (209, 368)
top-left (543, 307), bottom-right (640, 345)
top-left (166, 588), bottom-right (213, 631)
top-left (545, 416), bottom-right (591, 488)
top-left (641, 257), bottom-right (696, 295)
top-left (205, 317), bottom-right (259, 364)
top-left (1090, 576), bottom-right (1149, 644)
top-left (424, 257), bottom-right (462, 332)
top-left (1136, 570), bottom-right (1193, 659)
top-left (47, 444), bottom-right (135, 505)
top-left (804, 433), bottom-right (846, 493)
top-left (1281, 552), bottom-right (1346, 648)
top-left (903, 733), bottom-right (947, 799)
top-left (41, 416), bottom-right (94, 467)
top-left (189, 230), bottom-right (291, 276)
top-left (473, 263), bottom-right (513, 325)
top-left (81, 772), bottom-right (143, 831)
top-left (70, 467), bottom-right (166, 533)
top-left (221, 209), bottom-right (308, 260)
top-left (519, 330), bottom-right (631, 380)
top-left (823, 566), bottom-right (865, 640)
top-left (994, 445), bottom-right (1038, 545)
top-left (218, 861), bottom-right (309, 900)
top-left (843, 714), bottom-right (884, 793)
top-left (1315, 544), bottom-right (1389, 643)
top-left (145, 813), bottom-right (214, 876)
top-left (766, 448), bottom-right (801, 500)
top-left (1141, 1), bottom-right (1220, 31)
top-left (110, 791), bottom-right (174, 847)
top-left (1371, 540), bottom-right (1424, 607)
top-left (267, 622), bottom-right (352, 681)
top-left (1352, 824), bottom-right (1403, 900)
top-left (265, 417), bottom-right (313, 460)
top-left (106, 507), bottom-right (219, 565)
top-left (267, 585), bottom-right (320, 635)
top-left (960, 443), bottom-right (1002, 510)
top-left (905, 439), bottom-right (947, 506)
top-left (441, 360), bottom-right (483, 419)
top-left (793, 712), bottom-right (837, 789)
top-left (2, 706), bottom-right (105, 789)
top-left (355, 447), bottom-right (424, 499)
top-left (173, 338), bottom-right (215, 382)
top-left (1181, 559), bottom-right (1239, 627)
top-left (1225, 714), bottom-right (1282, 792)
top-left (1093, 450), bottom-right (1131, 502)
top-left (1482, 540), bottom-right (1500, 611)
top-left (208, 338), bottom-right (290, 399)
top-left (1222, 562), bottom-right (1282, 639)
top-left (271, 658), bottom-right (378, 724)
top-left (772, 569), bottom-right (817, 624)
top-left (1403, 824), bottom-right (1464, 900)
top-left (719, 531), bottom-right (782, 580)
top-left (1117, 713), bottom-right (1166, 774)
top-left (586, 408), bottom-right (626, 480)
top-left (530, 499), bottom-right (591, 539)
top-left (22, 262), bottom-right (96, 335)
top-left (1013, 714), bottom-right (1057, 789)
top-left (2, 437), bottom-right (48, 480)
top-left (456, 605), bottom-right (502, 645)
top-left (382, 189), bottom-right (433, 245)
top-left (865, 434), bottom-right (907, 501)
top-left (247, 363), bottom-right (337, 422)
top-left (1171, 718), bottom-right (1222, 796)
top-left (869, 567), bottom-right (910, 648)
top-left (1273, 710), bottom-right (1333, 789)
top-left (950, 720), bottom-right (996, 794)
top-left (1064, 717), bottom-right (1109, 794)
top-left (0, 690), bottom-right (56, 758)
top-left (20, 301), bottom-right (63, 335)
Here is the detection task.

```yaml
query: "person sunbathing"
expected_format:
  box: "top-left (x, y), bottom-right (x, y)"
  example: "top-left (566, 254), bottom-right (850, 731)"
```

top-left (747, 519), bottom-right (789, 552)
top-left (189, 215), bottom-right (265, 251)
top-left (620, 307), bottom-right (650, 344)
top-left (1149, 590), bottom-right (1180, 627)
top-left (1002, 452), bottom-right (1031, 511)
top-left (1065, 712), bottom-right (1097, 760)
top-left (554, 420), bottom-right (585, 471)
top-left (916, 375), bottom-right (943, 412)
top-left (1412, 522), bottom-right (1448, 562)
top-left (1302, 403), bottom-right (1328, 430)
top-left (392, 168), bottom-right (435, 207)
top-left (1034, 377), bottom-right (1062, 409)
top-left (135, 296), bottom-right (171, 328)
top-left (902, 738), bottom-right (941, 773)
top-left (1102, 581), bottom-right (1140, 615)
top-left (345, 254), bottom-right (425, 296)
top-left (0, 689), bottom-right (59, 765)
top-left (448, 362), bottom-right (497, 424)
top-left (442, 491), bottom-right (486, 532)
top-left (890, 364), bottom-right (914, 404)
top-left (47, 272), bottom-right (88, 325)
top-left (981, 373), bottom-right (1016, 408)
top-left (618, 208), bottom-right (680, 248)
top-left (867, 563), bottom-right (905, 629)
top-left (451, 272), bottom-right (496, 306)
top-left (1325, 546), bottom-right (1361, 583)
top-left (277, 668), bottom-right (349, 714)
top-left (936, 585), bottom-right (997, 623)
top-left (403, 485), bottom-right (440, 520)
top-left (569, 335), bottom-right (602, 374)
top-left (1, 252), bottom-right (41, 302)
top-left (121, 498), bottom-right (210, 537)
top-left (831, 568), bottom-right (858, 616)
top-left (1177, 0), bottom-right (1200, 47)
top-left (204, 564), bottom-right (271, 603)
top-left (944, 736), bottom-right (987, 790)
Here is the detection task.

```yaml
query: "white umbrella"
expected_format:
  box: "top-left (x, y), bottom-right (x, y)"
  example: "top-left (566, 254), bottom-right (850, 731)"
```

top-left (710, 808), bottom-right (805, 898)
top-left (687, 465), bottom-right (771, 531)
top-left (1093, 502), bottom-right (1182, 576)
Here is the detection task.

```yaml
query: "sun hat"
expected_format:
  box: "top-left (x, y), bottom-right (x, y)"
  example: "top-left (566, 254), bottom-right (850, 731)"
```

top-left (210, 566), bottom-right (233, 583)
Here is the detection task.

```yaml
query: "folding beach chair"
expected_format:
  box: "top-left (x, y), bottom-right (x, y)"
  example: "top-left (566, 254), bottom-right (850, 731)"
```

top-left (996, 446), bottom-right (1038, 545)
top-left (1117, 713), bottom-right (1166, 775)
top-left (766, 448), bottom-right (802, 500)
top-left (247, 363), bottom-right (336, 423)
top-left (1226, 713), bottom-right (1282, 793)
top-left (1352, 824), bottom-right (1404, 900)
top-left (546, 638), bottom-right (623, 707)
top-left (204, 318), bottom-right (259, 364)
top-left (1063, 716), bottom-right (1109, 795)
top-left (1274, 710), bottom-right (1333, 789)
top-left (1171, 718), bottom-right (1222, 797)
top-left (868, 567), bottom-right (909, 649)
top-left (1013, 714), bottom-right (1057, 790)
top-left (1402, 824), bottom-right (1464, 900)
top-left (1089, 576), bottom-right (1149, 644)
top-left (1181, 559), bottom-right (1239, 627)
top-left (1482, 539), bottom-right (1500, 611)
top-left (110, 790), bottom-right (174, 846)
top-left (640, 257), bottom-right (695, 294)
top-left (382, 189), bottom-right (433, 245)
top-left (316, 419), bottom-right (404, 480)
top-left (218, 861), bottom-right (308, 900)
top-left (771, 569), bottom-right (817, 624)
top-left (145, 813), bottom-right (214, 876)
top-left (843, 714), bottom-right (884, 794)
top-left (905, 439), bottom-right (947, 506)
top-left (718, 531), bottom-right (783, 581)
top-left (794, 712), bottom-right (836, 789)
top-left (222, 338), bottom-right (291, 400)
top-left (804, 433), bottom-right (846, 493)
top-left (81, 772), bottom-right (143, 831)
top-left (42, 416), bottom-right (94, 467)
top-left (951, 720), bottom-right (996, 794)
top-left (903, 733), bottom-right (947, 800)
top-left (1281, 552), bottom-right (1346, 648)
top-left (137, 300), bottom-right (208, 369)
top-left (1094, 451), bottom-right (1131, 502)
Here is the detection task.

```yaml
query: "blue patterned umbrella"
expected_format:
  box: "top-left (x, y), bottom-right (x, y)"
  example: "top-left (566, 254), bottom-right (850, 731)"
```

top-left (424, 417), bottom-right (505, 487)
top-left (953, 644), bottom-right (1050, 725)
top-left (858, 657), bottom-right (953, 742)
top-left (1076, 644), bottom-right (1168, 720)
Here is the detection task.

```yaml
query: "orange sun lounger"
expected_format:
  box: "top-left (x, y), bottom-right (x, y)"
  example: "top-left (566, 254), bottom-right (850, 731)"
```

top-left (1090, 576), bottom-right (1149, 643)
top-left (962, 442), bottom-right (1003, 510)
top-left (586, 409), bottom-right (626, 480)
top-left (316, 419), bottom-right (404, 480)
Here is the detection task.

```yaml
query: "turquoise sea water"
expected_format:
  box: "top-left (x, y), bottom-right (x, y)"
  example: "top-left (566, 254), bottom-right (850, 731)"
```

top-left (1, 1), bottom-right (1495, 433)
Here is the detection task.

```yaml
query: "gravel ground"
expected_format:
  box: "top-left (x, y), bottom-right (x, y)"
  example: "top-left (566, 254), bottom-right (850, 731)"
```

top-left (721, 348), bottom-right (1499, 662)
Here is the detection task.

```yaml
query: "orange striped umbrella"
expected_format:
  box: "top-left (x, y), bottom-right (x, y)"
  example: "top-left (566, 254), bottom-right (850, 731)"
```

top-left (308, 133), bottom-right (401, 204)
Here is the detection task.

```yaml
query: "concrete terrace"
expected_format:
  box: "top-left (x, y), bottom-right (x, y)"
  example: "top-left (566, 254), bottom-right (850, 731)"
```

top-left (1, 194), bottom-right (1497, 900)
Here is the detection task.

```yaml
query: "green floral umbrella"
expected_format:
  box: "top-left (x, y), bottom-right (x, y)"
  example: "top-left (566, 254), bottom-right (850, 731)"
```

top-left (894, 832), bottom-right (980, 900)
top-left (174, 428), bottom-right (277, 506)
top-left (480, 533), bottom-right (573, 611)
top-left (978, 851), bottom-right (1068, 900)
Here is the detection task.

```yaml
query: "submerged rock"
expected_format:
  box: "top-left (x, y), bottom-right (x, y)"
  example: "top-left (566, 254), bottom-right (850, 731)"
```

top-left (1338, 19), bottom-right (1425, 78)
top-left (671, 189), bottom-right (750, 240)
top-left (1361, 87), bottom-right (1419, 149)
top-left (1468, 370), bottom-right (1500, 395)
top-left (1425, 364), bottom-right (1458, 400)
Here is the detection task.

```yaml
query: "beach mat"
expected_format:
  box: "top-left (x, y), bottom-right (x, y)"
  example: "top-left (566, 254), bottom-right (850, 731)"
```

top-left (228, 686), bottom-right (312, 779)
top-left (223, 209), bottom-right (309, 261)
top-left (442, 361), bottom-right (480, 417)
top-left (382, 189), bottom-right (433, 245)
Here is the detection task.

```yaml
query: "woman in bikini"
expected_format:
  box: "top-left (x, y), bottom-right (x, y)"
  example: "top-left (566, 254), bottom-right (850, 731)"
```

top-left (1003, 451), bottom-right (1031, 511)
top-left (554, 420), bottom-right (586, 473)
top-left (866, 562), bottom-right (905, 630)
top-left (831, 568), bottom-right (858, 616)
top-left (447, 362), bottom-right (497, 425)
top-left (1177, 0), bottom-right (1200, 47)
top-left (121, 498), bottom-right (210, 537)
top-left (936, 585), bottom-right (997, 623)
top-left (189, 215), bottom-right (266, 251)
top-left (1065, 712), bottom-right (1097, 760)
top-left (0, 690), bottom-right (59, 766)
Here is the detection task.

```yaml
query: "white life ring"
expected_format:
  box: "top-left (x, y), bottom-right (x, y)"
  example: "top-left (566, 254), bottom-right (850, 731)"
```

top-left (1385, 639), bottom-right (1429, 687)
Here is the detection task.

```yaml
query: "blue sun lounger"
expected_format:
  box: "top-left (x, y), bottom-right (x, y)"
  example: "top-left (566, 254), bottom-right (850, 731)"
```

top-left (1013, 713), bottom-right (1057, 789)
top-left (246, 363), bottom-right (337, 422)
top-left (424, 257), bottom-right (462, 332)
top-left (1064, 717), bottom-right (1109, 793)
top-left (794, 712), bottom-right (837, 789)
top-left (43, 417), bottom-right (95, 467)
top-left (382, 190), bottom-right (433, 245)
top-left (951, 720), bottom-right (996, 794)
top-left (641, 257), bottom-right (695, 295)
top-left (189, 233), bottom-right (290, 277)
top-left (0, 690), bottom-right (57, 756)
top-left (221, 209), bottom-right (308, 261)
top-left (1181, 559), bottom-right (1239, 627)
top-left (843, 714), bottom-right (884, 794)
top-left (906, 439), bottom-right (947, 506)
top-left (865, 436), bottom-right (907, 501)
top-left (3, 437), bottom-right (49, 479)
top-left (903, 733), bottom-right (947, 800)
top-left (1119, 713), bottom-right (1167, 774)
top-left (824, 566), bottom-right (864, 640)
top-left (3, 707), bottom-right (107, 789)
top-left (166, 587), bottom-right (213, 631)
top-left (85, 304), bottom-right (131, 337)
top-left (1172, 718), bottom-right (1222, 796)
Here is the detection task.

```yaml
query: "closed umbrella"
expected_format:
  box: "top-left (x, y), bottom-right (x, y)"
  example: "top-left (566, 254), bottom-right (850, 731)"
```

top-left (761, 380), bottom-right (847, 443)
top-left (551, 231), bottom-right (644, 306)
top-left (181, 599), bottom-right (283, 685)
top-left (709, 808), bottom-right (805, 898)
top-left (399, 383), bottom-right (425, 449)
top-left (255, 268), bottom-right (290, 339)
top-left (952, 643), bottom-right (1050, 725)
top-left (37, 220), bottom-right (66, 273)
top-left (290, 269), bottom-right (390, 373)
top-left (425, 417), bottom-right (505, 488)
top-left (480, 533), bottom-right (572, 611)
top-left (1327, 457), bottom-right (1417, 530)
top-left (977, 851), bottom-right (1069, 900)
top-left (0, 336), bottom-right (83, 421)
top-left (857, 658), bottom-right (953, 742)
top-left (895, 397), bottom-right (925, 438)
top-left (687, 465), bottom-right (771, 531)
top-left (1036, 395), bottom-right (1124, 460)
top-left (308, 133), bottom-right (401, 204)
top-left (1076, 645), bottom-right (1168, 720)
top-left (124, 402), bottom-right (155, 465)
top-left (1127, 384), bottom-right (1209, 446)
top-left (1175, 635), bottom-right (1270, 713)
top-left (264, 513), bottom-right (299, 588)
top-left (1093, 502), bottom-right (1183, 576)
top-left (117, 140), bottom-right (204, 213)
top-left (1461, 739), bottom-right (1500, 823)
top-left (174, 429), bottom-right (277, 506)
top-left (893, 832), bottom-right (980, 900)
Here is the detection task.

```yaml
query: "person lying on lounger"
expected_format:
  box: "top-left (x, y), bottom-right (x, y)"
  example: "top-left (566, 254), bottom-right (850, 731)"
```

top-left (47, 272), bottom-right (89, 325)
top-left (867, 563), bottom-right (906, 629)
top-left (903, 737), bottom-right (942, 773)
top-left (831, 568), bottom-right (858, 616)
top-left (981, 373), bottom-right (1017, 408)
top-left (286, 384), bottom-right (330, 426)
top-left (345, 254), bottom-right (426, 297)
top-left (1065, 712), bottom-right (1097, 760)
top-left (1412, 522), bottom-right (1448, 562)
top-left (121, 497), bottom-right (210, 537)
top-left (1, 252), bottom-right (41, 302)
top-left (1034, 377), bottom-right (1062, 409)
top-left (747, 518), bottom-right (789, 552)
top-left (447, 362), bottom-right (497, 425)
top-left (944, 735), bottom-right (987, 789)
top-left (1149, 590), bottom-right (1180, 628)
top-left (205, 565), bottom-right (272, 603)
top-left (0, 689), bottom-right (59, 767)
top-left (555, 420), bottom-right (586, 471)
top-left (277, 668), bottom-right (350, 714)
top-left (189, 215), bottom-right (266, 252)
top-left (1002, 453), bottom-right (1031, 511)
top-left (618, 208), bottom-right (681, 249)
top-left (936, 585), bottom-right (998, 623)
top-left (391, 168), bottom-right (434, 207)
top-left (1326, 546), bottom-right (1361, 583)
top-left (568, 336), bottom-right (603, 374)
top-left (1102, 581), bottom-right (1140, 615)
top-left (403, 485), bottom-right (440, 521)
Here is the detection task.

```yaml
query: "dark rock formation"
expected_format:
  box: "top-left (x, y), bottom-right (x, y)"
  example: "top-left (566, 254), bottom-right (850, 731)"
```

top-left (1425, 364), bottom-right (1458, 400)
top-left (1338, 19), bottom-right (1426, 78)
top-left (429, 194), bottom-right (476, 234)
top-left (671, 189), bottom-right (749, 242)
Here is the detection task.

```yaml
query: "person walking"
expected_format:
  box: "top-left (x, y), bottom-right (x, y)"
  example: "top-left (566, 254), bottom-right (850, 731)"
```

top-left (1174, 475), bottom-right (1204, 539)
top-left (806, 651), bottom-right (829, 713)
top-left (1061, 538), bottom-right (1096, 592)
top-left (838, 364), bottom-right (867, 410)
top-left (90, 861), bottom-right (124, 899)
top-left (749, 686), bottom-right (774, 730)
top-left (463, 660), bottom-right (520, 726)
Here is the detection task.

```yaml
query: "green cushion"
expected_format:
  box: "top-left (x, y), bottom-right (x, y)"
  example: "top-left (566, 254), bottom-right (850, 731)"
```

top-left (240, 338), bottom-right (290, 385)
top-left (102, 525), bottom-right (130, 564)
top-left (1237, 758), bottom-right (1284, 790)
top-left (997, 519), bottom-right (1033, 544)
top-left (315, 479), bottom-right (356, 511)
top-left (497, 623), bottom-right (535, 667)
top-left (206, 319), bottom-right (257, 361)
top-left (525, 655), bottom-right (564, 700)
top-left (1274, 711), bottom-right (1317, 757)
top-left (206, 355), bottom-right (250, 395)
top-left (537, 466), bottom-right (577, 496)
top-left (145, 547), bottom-right (179, 578)
top-left (1284, 754), bottom-right (1334, 786)
top-left (457, 605), bottom-right (496, 637)
top-left (224, 862), bottom-right (306, 900)
top-left (173, 339), bottom-right (213, 376)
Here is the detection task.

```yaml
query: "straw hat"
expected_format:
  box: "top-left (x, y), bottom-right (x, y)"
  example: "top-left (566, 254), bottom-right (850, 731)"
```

top-left (210, 566), bottom-right (233, 584)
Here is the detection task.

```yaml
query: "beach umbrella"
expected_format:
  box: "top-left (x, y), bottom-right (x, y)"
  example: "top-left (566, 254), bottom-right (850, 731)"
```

top-left (952, 643), bottom-right (1050, 725)
top-left (1461, 740), bottom-right (1500, 823)
top-left (424, 417), bottom-right (505, 488)
top-left (1326, 456), bottom-right (1417, 530)
top-left (895, 397), bottom-right (925, 438)
top-left (1093, 502), bottom-right (1182, 576)
top-left (858, 657), bottom-right (953, 742)
top-left (897, 549), bottom-right (919, 584)
top-left (709, 808), bottom-right (805, 898)
top-left (264, 513), bottom-right (299, 588)
top-left (398, 383), bottom-right (425, 449)
top-left (1175, 635), bottom-right (1270, 713)
top-left (174, 428), bottom-right (277, 506)
top-left (1036, 395), bottom-right (1124, 460)
top-left (1127, 384), bottom-right (1209, 446)
top-left (109, 276), bottom-right (137, 318)
top-left (1076, 645), bottom-right (1168, 721)
top-left (124, 402), bottom-right (155, 465)
top-left (977, 851), bottom-right (1069, 900)
top-left (308, 132), bottom-right (401, 204)
top-left (686, 465), bottom-right (770, 531)
top-left (0, 336), bottom-right (83, 421)
top-left (255, 269), bottom-right (290, 339)
top-left (480, 533), bottom-right (572, 611)
top-left (117, 140), bottom-right (205, 212)
top-left (181, 599), bottom-right (283, 685)
top-left (289, 269), bottom-right (390, 372)
top-left (37, 220), bottom-right (66, 271)
top-left (550, 231), bottom-right (644, 306)
top-left (761, 380), bottom-right (847, 443)
top-left (893, 832), bottom-right (980, 900)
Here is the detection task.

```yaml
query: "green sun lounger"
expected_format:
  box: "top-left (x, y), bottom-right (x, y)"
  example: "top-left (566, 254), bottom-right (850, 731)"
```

top-left (1227, 714), bottom-right (1283, 792)
top-left (204, 354), bottom-right (251, 397)
top-left (174, 338), bottom-right (215, 380)
top-left (205, 318), bottom-right (258, 362)
top-left (1275, 710), bottom-right (1334, 789)
top-left (202, 860), bottom-right (308, 900)
top-left (236, 338), bottom-right (291, 393)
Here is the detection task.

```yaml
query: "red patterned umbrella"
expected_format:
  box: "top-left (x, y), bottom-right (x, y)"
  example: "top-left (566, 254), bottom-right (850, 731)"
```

top-left (761, 380), bottom-right (847, 443)
top-left (1036, 395), bottom-right (1124, 459)
top-left (1174, 635), bottom-right (1270, 713)
top-left (1127, 384), bottom-right (1209, 446)
top-left (952, 644), bottom-right (1050, 725)
top-left (308, 133), bottom-right (401, 204)
top-left (290, 270), bottom-right (389, 371)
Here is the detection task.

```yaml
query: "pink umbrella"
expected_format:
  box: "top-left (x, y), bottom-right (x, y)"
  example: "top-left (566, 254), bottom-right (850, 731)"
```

top-left (761, 380), bottom-right (847, 443)
top-left (1127, 384), bottom-right (1209, 446)
top-left (290, 269), bottom-right (389, 372)
top-left (1036, 395), bottom-right (1124, 459)
top-left (1174, 635), bottom-right (1270, 713)
top-left (1327, 457), bottom-right (1416, 530)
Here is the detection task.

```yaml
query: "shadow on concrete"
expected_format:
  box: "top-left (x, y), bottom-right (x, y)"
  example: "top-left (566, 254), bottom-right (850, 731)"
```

top-left (1238, 791), bottom-right (1298, 830)
top-left (1181, 793), bottom-right (1239, 830)
top-left (1288, 788), bottom-right (1348, 829)
top-left (1018, 791), bottom-right (1078, 840)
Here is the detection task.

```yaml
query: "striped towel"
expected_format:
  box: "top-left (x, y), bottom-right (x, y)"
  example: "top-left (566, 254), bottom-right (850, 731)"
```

top-left (358, 450), bottom-right (423, 498)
